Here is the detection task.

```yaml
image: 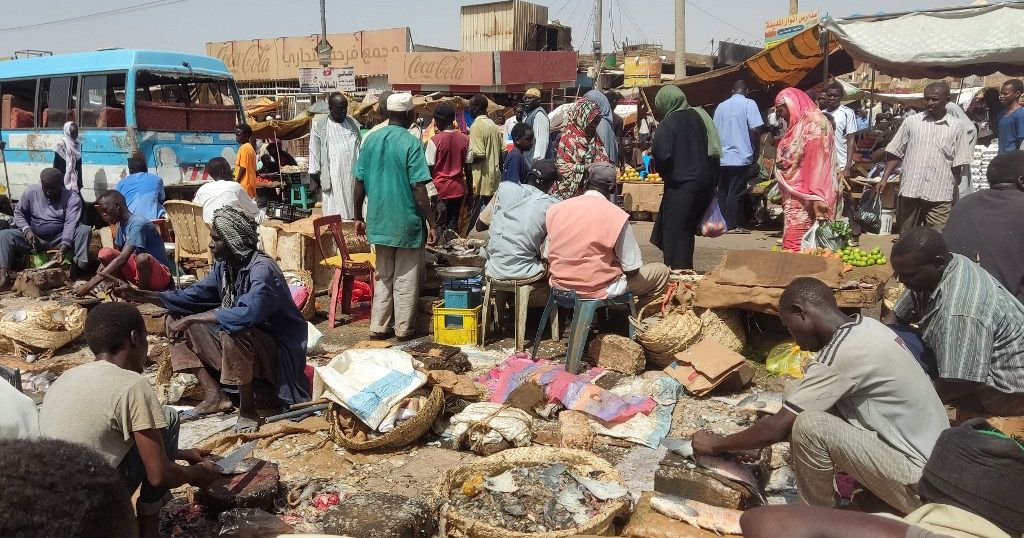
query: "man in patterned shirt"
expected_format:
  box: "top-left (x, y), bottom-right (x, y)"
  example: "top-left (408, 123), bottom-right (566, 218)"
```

top-left (887, 226), bottom-right (1024, 416)
top-left (878, 82), bottom-right (972, 232)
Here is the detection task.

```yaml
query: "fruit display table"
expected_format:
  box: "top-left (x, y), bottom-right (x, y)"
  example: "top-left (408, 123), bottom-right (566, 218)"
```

top-left (620, 180), bottom-right (664, 219)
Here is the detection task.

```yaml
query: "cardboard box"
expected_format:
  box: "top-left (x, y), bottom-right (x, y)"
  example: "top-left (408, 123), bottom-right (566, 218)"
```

top-left (620, 182), bottom-right (664, 213)
top-left (666, 338), bottom-right (753, 396)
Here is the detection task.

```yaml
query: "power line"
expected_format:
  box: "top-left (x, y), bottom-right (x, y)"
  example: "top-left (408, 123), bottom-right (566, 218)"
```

top-left (0, 0), bottom-right (195, 33)
top-left (685, 1), bottom-right (761, 40)
top-left (614, 0), bottom-right (652, 44)
top-left (549, 0), bottom-right (573, 20)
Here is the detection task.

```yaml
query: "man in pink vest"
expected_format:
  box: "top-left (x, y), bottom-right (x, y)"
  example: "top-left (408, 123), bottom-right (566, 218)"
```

top-left (545, 162), bottom-right (670, 302)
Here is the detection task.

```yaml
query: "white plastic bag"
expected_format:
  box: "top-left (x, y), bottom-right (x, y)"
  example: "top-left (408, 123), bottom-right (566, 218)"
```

top-left (800, 221), bottom-right (821, 251)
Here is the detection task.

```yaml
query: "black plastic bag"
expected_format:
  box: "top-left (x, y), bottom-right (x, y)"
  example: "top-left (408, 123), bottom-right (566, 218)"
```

top-left (855, 187), bottom-right (882, 233)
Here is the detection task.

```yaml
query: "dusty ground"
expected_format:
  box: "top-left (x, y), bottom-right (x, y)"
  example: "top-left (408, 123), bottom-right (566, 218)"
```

top-left (0, 225), bottom-right (898, 536)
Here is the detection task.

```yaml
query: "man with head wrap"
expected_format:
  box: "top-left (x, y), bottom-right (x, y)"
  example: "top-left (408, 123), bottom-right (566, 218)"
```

top-left (424, 102), bottom-right (471, 235)
top-left (0, 167), bottom-right (93, 289)
top-left (115, 206), bottom-right (311, 433)
top-left (523, 88), bottom-right (551, 163)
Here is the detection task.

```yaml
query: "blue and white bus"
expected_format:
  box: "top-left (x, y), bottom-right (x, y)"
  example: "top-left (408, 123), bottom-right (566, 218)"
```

top-left (0, 49), bottom-right (244, 202)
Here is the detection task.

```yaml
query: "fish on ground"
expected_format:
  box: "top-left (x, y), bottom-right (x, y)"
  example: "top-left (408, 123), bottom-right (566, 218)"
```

top-left (650, 493), bottom-right (744, 535)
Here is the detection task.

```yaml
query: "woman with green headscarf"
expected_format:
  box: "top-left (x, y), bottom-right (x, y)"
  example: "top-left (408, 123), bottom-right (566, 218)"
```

top-left (650, 85), bottom-right (720, 269)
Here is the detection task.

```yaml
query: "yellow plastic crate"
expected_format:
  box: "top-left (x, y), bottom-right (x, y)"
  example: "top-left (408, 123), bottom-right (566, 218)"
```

top-left (432, 303), bottom-right (481, 346)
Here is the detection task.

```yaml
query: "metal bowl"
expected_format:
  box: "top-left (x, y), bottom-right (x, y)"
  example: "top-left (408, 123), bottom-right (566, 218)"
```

top-left (434, 266), bottom-right (483, 279)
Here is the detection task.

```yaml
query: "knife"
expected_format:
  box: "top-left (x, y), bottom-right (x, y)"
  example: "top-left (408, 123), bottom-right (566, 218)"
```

top-left (214, 440), bottom-right (258, 474)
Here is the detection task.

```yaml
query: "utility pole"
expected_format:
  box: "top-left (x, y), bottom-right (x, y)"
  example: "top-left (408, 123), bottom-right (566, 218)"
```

top-left (593, 0), bottom-right (603, 90)
top-left (316, 0), bottom-right (333, 67)
top-left (790, 0), bottom-right (798, 15)
top-left (674, 0), bottom-right (685, 80)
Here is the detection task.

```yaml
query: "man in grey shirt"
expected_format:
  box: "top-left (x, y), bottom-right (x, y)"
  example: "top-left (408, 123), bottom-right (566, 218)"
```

top-left (693, 277), bottom-right (948, 515)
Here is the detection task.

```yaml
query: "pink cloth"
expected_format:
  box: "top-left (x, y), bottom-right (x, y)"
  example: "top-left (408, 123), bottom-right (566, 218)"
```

top-left (774, 88), bottom-right (836, 251)
top-left (782, 197), bottom-right (813, 251)
top-left (545, 195), bottom-right (630, 299)
top-left (478, 354), bottom-right (656, 424)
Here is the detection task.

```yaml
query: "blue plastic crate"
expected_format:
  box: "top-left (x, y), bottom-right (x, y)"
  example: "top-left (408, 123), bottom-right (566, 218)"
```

top-left (444, 289), bottom-right (481, 309)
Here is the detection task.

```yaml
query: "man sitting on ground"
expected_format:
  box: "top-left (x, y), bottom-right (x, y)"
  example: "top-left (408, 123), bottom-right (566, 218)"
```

top-left (886, 226), bottom-right (1024, 415)
top-left (477, 159), bottom-right (560, 281)
top-left (0, 168), bottom-right (92, 289)
top-left (692, 277), bottom-right (949, 515)
top-left (116, 153), bottom-right (166, 221)
top-left (739, 418), bottom-right (1024, 538)
top-left (0, 438), bottom-right (137, 538)
top-left (193, 157), bottom-right (263, 225)
top-left (115, 207), bottom-right (310, 432)
top-left (75, 190), bottom-right (172, 296)
top-left (942, 151), bottom-right (1024, 302)
top-left (544, 161), bottom-right (670, 303)
top-left (39, 302), bottom-right (221, 538)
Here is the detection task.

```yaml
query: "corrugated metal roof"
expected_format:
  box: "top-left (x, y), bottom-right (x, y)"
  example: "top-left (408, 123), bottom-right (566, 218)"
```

top-left (460, 0), bottom-right (548, 52)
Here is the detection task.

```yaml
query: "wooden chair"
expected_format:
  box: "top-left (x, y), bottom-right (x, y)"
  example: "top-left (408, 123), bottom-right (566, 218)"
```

top-left (163, 200), bottom-right (212, 285)
top-left (313, 215), bottom-right (376, 328)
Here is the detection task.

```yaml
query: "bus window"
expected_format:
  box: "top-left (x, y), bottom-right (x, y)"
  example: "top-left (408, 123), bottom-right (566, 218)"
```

top-left (79, 73), bottom-right (127, 128)
top-left (1, 79), bottom-right (38, 129)
top-left (135, 70), bottom-right (238, 132)
top-left (38, 76), bottom-right (78, 128)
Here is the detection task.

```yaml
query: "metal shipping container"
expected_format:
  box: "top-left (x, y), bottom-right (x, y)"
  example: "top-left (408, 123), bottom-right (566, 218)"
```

top-left (461, 0), bottom-right (549, 52)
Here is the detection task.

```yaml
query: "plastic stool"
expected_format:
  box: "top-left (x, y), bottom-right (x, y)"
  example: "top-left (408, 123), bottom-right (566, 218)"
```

top-left (531, 288), bottom-right (636, 374)
top-left (481, 276), bottom-right (559, 351)
top-left (289, 182), bottom-right (310, 209)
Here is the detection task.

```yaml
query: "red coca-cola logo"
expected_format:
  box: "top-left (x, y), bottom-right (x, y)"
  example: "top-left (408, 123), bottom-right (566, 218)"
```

top-left (406, 54), bottom-right (467, 82)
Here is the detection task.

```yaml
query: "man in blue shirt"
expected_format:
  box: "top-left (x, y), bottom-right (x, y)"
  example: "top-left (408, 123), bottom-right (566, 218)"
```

top-left (114, 207), bottom-right (311, 433)
top-left (116, 154), bottom-right (166, 221)
top-left (501, 123), bottom-right (534, 184)
top-left (997, 79), bottom-right (1024, 154)
top-left (75, 190), bottom-right (171, 295)
top-left (713, 80), bottom-right (766, 232)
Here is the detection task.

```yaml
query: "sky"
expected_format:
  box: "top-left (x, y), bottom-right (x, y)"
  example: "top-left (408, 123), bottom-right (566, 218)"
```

top-left (0, 0), bottom-right (968, 58)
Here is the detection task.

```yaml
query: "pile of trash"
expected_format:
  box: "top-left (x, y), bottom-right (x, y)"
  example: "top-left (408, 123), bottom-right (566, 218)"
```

top-left (448, 463), bottom-right (627, 533)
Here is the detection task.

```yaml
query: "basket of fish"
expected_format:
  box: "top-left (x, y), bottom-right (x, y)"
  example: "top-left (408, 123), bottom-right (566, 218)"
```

top-left (436, 447), bottom-right (630, 538)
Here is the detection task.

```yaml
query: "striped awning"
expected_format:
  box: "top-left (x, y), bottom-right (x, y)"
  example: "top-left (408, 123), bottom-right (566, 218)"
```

top-left (640, 25), bottom-right (851, 110)
top-left (747, 26), bottom-right (841, 86)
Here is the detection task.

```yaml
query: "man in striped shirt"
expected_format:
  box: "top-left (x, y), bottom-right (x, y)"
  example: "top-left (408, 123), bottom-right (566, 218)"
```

top-left (692, 278), bottom-right (947, 514)
top-left (878, 82), bottom-right (972, 232)
top-left (887, 227), bottom-right (1024, 416)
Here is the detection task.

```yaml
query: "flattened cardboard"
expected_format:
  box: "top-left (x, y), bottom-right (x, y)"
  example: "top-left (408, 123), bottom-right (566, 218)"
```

top-left (665, 338), bottom-right (753, 396)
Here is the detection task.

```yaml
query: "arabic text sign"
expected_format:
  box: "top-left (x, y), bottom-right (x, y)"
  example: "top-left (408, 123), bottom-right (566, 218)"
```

top-left (764, 11), bottom-right (819, 48)
top-left (206, 28), bottom-right (408, 81)
top-left (298, 67), bottom-right (356, 93)
top-left (623, 56), bottom-right (662, 87)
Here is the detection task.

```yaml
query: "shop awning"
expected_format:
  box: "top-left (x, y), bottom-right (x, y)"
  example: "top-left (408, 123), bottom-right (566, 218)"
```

top-left (825, 3), bottom-right (1024, 78)
top-left (639, 25), bottom-right (851, 111)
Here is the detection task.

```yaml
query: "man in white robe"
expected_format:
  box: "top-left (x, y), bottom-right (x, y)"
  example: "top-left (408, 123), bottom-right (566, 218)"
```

top-left (309, 92), bottom-right (362, 218)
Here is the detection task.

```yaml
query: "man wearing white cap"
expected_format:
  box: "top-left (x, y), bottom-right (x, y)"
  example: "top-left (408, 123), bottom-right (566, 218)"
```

top-left (354, 92), bottom-right (438, 340)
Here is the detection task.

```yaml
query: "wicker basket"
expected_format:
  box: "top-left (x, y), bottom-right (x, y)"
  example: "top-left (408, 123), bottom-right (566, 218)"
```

top-left (631, 301), bottom-right (702, 358)
top-left (436, 447), bottom-right (629, 538)
top-left (0, 304), bottom-right (86, 351)
top-left (325, 384), bottom-right (444, 451)
top-left (697, 308), bottom-right (747, 353)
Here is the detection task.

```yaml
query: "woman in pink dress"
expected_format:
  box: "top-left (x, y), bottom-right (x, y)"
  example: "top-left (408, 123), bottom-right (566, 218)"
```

top-left (774, 88), bottom-right (837, 251)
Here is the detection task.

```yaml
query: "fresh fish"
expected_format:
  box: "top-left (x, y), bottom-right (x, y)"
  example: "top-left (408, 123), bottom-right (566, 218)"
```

top-left (694, 455), bottom-right (767, 505)
top-left (765, 465), bottom-right (797, 493)
top-left (484, 471), bottom-right (520, 493)
top-left (568, 472), bottom-right (628, 500)
top-left (735, 391), bottom-right (785, 414)
top-left (650, 494), bottom-right (744, 535)
top-left (660, 437), bottom-right (694, 458)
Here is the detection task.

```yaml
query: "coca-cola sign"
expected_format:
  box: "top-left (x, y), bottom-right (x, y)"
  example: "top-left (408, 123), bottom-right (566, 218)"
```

top-left (406, 54), bottom-right (466, 82)
top-left (388, 52), bottom-right (494, 86)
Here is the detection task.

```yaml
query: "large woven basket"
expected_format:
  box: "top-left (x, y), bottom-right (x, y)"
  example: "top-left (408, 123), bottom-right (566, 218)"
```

top-left (436, 447), bottom-right (629, 538)
top-left (0, 304), bottom-right (86, 351)
top-left (631, 300), bottom-right (702, 357)
top-left (325, 384), bottom-right (444, 451)
top-left (696, 308), bottom-right (747, 353)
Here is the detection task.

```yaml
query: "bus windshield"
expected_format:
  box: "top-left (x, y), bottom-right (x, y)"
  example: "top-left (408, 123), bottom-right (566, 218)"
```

top-left (134, 70), bottom-right (239, 132)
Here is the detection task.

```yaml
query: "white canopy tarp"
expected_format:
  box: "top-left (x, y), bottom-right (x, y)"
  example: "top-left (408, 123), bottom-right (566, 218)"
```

top-left (826, 3), bottom-right (1024, 78)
